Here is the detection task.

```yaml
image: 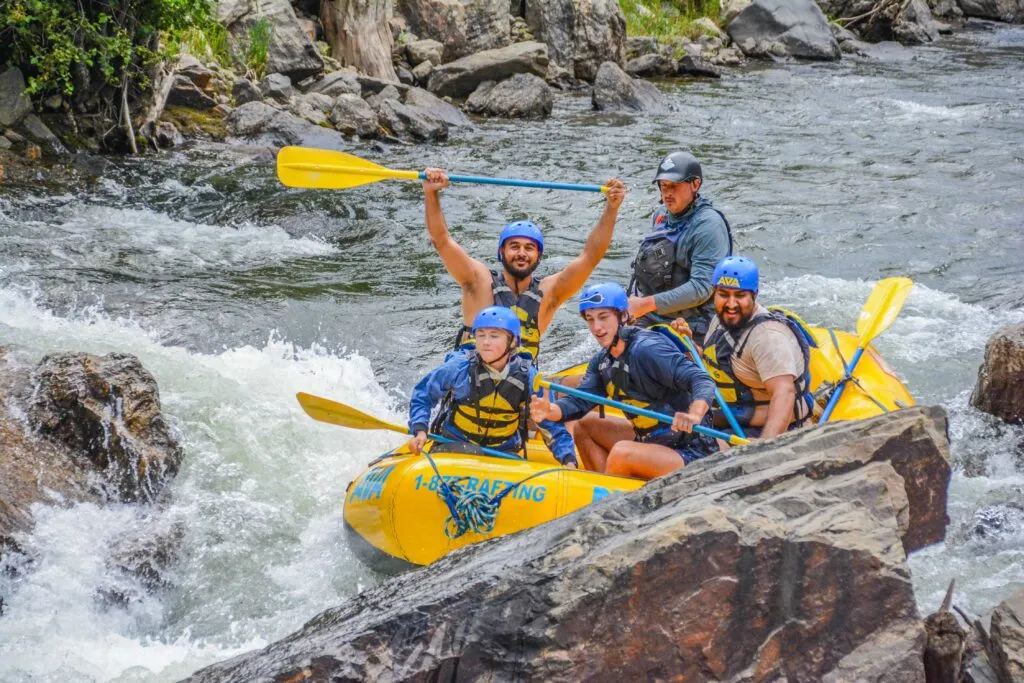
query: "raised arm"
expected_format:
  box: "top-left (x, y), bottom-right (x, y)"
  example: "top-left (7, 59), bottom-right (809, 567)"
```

top-left (423, 168), bottom-right (490, 288)
top-left (542, 178), bottom-right (627, 309)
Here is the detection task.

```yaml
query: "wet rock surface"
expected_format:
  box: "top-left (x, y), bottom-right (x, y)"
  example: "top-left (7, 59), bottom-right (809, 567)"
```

top-left (728, 0), bottom-right (841, 60)
top-left (187, 406), bottom-right (951, 682)
top-left (591, 61), bottom-right (670, 113)
top-left (465, 74), bottom-right (553, 119)
top-left (0, 348), bottom-right (182, 560)
top-left (426, 41), bottom-right (549, 98)
top-left (971, 323), bottom-right (1024, 424)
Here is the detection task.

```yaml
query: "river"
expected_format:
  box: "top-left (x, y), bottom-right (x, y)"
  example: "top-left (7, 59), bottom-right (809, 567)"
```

top-left (1, 20), bottom-right (1022, 681)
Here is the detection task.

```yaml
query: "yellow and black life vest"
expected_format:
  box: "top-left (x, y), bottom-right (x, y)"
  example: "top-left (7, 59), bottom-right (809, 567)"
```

top-left (702, 309), bottom-right (813, 427)
top-left (452, 270), bottom-right (544, 362)
top-left (437, 353), bottom-right (531, 449)
top-left (597, 328), bottom-right (688, 442)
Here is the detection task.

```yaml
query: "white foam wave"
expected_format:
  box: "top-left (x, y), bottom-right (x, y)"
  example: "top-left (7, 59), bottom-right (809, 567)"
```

top-left (3, 204), bottom-right (334, 277)
top-left (0, 287), bottom-right (395, 681)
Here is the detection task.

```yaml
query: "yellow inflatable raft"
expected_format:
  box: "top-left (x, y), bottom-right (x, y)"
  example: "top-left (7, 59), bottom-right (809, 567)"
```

top-left (343, 321), bottom-right (914, 570)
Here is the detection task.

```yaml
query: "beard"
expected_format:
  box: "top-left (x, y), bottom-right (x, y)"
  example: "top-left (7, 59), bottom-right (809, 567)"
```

top-left (720, 308), bottom-right (755, 332)
top-left (502, 257), bottom-right (539, 280)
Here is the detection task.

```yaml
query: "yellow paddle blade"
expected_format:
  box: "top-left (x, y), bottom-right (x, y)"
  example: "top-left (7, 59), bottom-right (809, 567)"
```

top-left (856, 277), bottom-right (913, 346)
top-left (276, 146), bottom-right (421, 190)
top-left (296, 392), bottom-right (408, 435)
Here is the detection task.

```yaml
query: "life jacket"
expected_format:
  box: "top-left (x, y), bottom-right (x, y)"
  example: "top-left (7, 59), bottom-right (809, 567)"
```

top-left (452, 269), bottom-right (544, 362)
top-left (596, 327), bottom-right (695, 443)
top-left (433, 352), bottom-right (531, 451)
top-left (702, 309), bottom-right (814, 428)
top-left (629, 198), bottom-right (733, 332)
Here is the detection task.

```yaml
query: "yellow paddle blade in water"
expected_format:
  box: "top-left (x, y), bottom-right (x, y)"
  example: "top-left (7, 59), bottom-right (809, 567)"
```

top-left (276, 147), bottom-right (421, 190)
top-left (296, 392), bottom-right (408, 435)
top-left (856, 277), bottom-right (913, 345)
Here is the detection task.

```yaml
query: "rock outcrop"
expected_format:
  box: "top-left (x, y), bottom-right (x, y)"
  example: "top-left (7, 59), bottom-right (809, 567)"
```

top-left (217, 0), bottom-right (324, 81)
top-left (524, 0), bottom-right (627, 81)
top-left (989, 589), bottom-right (1024, 683)
top-left (226, 101), bottom-right (350, 147)
top-left (591, 61), bottom-right (670, 113)
top-left (396, 0), bottom-right (510, 62)
top-left (465, 74), bottom-right (553, 119)
top-left (1, 349), bottom-right (182, 559)
top-left (426, 41), bottom-right (549, 98)
top-left (971, 323), bottom-right (1024, 424)
top-left (958, 0), bottom-right (1024, 22)
top-left (186, 406), bottom-right (951, 682)
top-left (818, 0), bottom-right (941, 43)
top-left (0, 68), bottom-right (32, 128)
top-left (728, 0), bottom-right (841, 60)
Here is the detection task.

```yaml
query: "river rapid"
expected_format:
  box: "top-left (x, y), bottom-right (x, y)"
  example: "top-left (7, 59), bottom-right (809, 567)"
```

top-left (1, 20), bottom-right (1022, 681)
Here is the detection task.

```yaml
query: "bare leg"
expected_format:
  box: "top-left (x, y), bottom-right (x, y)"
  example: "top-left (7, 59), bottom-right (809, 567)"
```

top-left (605, 441), bottom-right (686, 480)
top-left (569, 414), bottom-right (634, 473)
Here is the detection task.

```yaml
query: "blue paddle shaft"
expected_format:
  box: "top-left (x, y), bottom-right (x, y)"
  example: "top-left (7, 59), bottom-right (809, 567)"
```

top-left (417, 171), bottom-right (605, 193)
top-left (425, 432), bottom-right (522, 461)
top-left (542, 380), bottom-right (741, 444)
top-left (819, 347), bottom-right (865, 423)
top-left (679, 335), bottom-right (747, 439)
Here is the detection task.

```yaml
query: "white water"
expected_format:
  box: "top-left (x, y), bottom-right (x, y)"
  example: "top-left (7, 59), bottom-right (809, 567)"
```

top-left (0, 285), bottom-right (399, 680)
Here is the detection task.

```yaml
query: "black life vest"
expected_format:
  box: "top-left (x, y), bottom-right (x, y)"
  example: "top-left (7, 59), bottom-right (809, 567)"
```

top-left (702, 309), bottom-right (813, 428)
top-left (629, 200), bottom-right (733, 332)
top-left (597, 327), bottom-right (694, 442)
top-left (453, 269), bottom-right (544, 362)
top-left (435, 352), bottom-right (531, 450)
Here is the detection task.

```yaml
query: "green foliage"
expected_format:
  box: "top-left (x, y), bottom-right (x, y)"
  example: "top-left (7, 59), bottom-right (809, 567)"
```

top-left (0, 0), bottom-right (215, 98)
top-left (619, 0), bottom-right (722, 41)
top-left (243, 17), bottom-right (272, 80)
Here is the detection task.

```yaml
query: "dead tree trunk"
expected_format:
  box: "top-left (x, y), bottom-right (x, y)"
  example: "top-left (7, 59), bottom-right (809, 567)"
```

top-left (924, 580), bottom-right (966, 683)
top-left (321, 0), bottom-right (397, 82)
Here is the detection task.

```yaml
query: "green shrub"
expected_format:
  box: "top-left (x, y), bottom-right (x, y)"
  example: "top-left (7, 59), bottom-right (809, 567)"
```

top-left (619, 0), bottom-right (721, 41)
top-left (0, 0), bottom-right (215, 98)
top-left (243, 17), bottom-right (272, 80)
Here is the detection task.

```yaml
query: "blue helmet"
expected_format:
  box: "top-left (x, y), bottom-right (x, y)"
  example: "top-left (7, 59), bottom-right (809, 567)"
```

top-left (472, 306), bottom-right (521, 343)
top-left (579, 282), bottom-right (629, 316)
top-left (497, 221), bottom-right (544, 261)
top-left (712, 256), bottom-right (759, 293)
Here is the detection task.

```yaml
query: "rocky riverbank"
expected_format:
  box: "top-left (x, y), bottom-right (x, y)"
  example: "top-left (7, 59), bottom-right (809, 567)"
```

top-left (1, 0), bottom-right (1022, 157)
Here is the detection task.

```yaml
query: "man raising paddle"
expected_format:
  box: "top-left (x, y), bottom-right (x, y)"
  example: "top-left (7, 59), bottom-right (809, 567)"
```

top-left (422, 168), bottom-right (627, 362)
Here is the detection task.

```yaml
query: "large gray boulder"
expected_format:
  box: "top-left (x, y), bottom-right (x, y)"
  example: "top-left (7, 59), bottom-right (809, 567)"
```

top-left (396, 0), bottom-right (509, 61)
top-left (971, 323), bottom-right (1024, 424)
top-left (524, 0), bottom-right (627, 81)
top-left (375, 99), bottom-right (448, 141)
top-left (405, 38), bottom-right (445, 66)
top-left (303, 70), bottom-right (362, 98)
top-left (426, 41), bottom-right (549, 98)
top-left (226, 101), bottom-right (347, 147)
top-left (328, 94), bottom-right (379, 137)
top-left (728, 0), bottom-right (841, 60)
top-left (591, 61), bottom-right (669, 113)
top-left (402, 87), bottom-right (471, 128)
top-left (0, 68), bottom-right (33, 127)
top-left (624, 52), bottom-right (677, 77)
top-left (989, 589), bottom-right (1024, 683)
top-left (186, 406), bottom-right (951, 681)
top-left (465, 74), bottom-right (553, 119)
top-left (959, 0), bottom-right (1024, 21)
top-left (217, 0), bottom-right (324, 81)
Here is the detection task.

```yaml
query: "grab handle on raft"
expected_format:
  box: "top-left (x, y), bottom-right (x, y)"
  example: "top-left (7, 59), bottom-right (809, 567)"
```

top-left (533, 378), bottom-right (750, 447)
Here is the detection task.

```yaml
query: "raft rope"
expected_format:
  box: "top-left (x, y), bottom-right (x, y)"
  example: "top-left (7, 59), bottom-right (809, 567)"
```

top-left (419, 445), bottom-right (563, 539)
top-left (825, 329), bottom-right (891, 415)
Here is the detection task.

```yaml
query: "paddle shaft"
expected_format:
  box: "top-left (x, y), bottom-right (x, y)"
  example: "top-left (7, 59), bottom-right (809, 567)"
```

top-left (539, 379), bottom-right (749, 446)
top-left (284, 162), bottom-right (605, 192)
top-left (679, 335), bottom-right (747, 439)
top-left (818, 347), bottom-right (865, 423)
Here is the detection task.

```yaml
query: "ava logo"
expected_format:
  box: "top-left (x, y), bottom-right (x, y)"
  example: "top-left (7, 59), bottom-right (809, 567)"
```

top-left (660, 159), bottom-right (676, 171)
top-left (717, 276), bottom-right (741, 287)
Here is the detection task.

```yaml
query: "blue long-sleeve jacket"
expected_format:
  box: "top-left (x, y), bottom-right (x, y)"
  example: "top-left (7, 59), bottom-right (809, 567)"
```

top-left (409, 351), bottom-right (577, 465)
top-left (554, 327), bottom-right (717, 425)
